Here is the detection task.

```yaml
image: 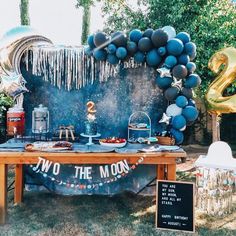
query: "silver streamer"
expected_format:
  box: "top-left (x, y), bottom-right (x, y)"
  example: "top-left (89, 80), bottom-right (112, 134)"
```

top-left (25, 45), bottom-right (120, 91)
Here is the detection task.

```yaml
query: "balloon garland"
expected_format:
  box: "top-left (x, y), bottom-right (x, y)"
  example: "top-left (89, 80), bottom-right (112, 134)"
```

top-left (86, 26), bottom-right (201, 144)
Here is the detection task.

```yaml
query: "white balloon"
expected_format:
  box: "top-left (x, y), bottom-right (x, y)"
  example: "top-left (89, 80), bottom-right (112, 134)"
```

top-left (180, 125), bottom-right (186, 131)
top-left (162, 26), bottom-right (176, 40)
top-left (166, 104), bottom-right (182, 117)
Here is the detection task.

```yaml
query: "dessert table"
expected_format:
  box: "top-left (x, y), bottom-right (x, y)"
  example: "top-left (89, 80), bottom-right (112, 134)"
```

top-left (0, 147), bottom-right (186, 224)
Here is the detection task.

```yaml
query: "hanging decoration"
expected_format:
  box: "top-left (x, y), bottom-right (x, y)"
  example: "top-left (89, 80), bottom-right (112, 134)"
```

top-left (29, 156), bottom-right (145, 190)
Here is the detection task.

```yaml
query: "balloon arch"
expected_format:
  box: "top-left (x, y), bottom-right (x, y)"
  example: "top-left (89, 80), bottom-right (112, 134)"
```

top-left (0, 26), bottom-right (201, 144)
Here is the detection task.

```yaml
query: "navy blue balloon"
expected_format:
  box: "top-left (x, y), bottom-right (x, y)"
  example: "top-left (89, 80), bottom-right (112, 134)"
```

top-left (176, 95), bottom-right (188, 108)
top-left (178, 54), bottom-right (190, 65)
top-left (181, 88), bottom-right (193, 99)
top-left (87, 35), bottom-right (95, 48)
top-left (176, 32), bottom-right (191, 44)
top-left (146, 49), bottom-right (161, 67)
top-left (172, 65), bottom-right (188, 79)
top-left (138, 37), bottom-right (152, 52)
top-left (158, 47), bottom-right (166, 56)
top-left (107, 54), bottom-right (119, 65)
top-left (172, 115), bottom-right (186, 130)
top-left (170, 128), bottom-right (184, 144)
top-left (164, 87), bottom-right (180, 101)
top-left (107, 44), bottom-right (117, 54)
top-left (116, 47), bottom-right (127, 59)
top-left (151, 29), bottom-right (168, 48)
top-left (189, 51), bottom-right (197, 60)
top-left (188, 99), bottom-right (196, 107)
top-left (184, 42), bottom-right (196, 55)
top-left (134, 51), bottom-right (145, 63)
top-left (182, 106), bottom-right (199, 122)
top-left (165, 55), bottom-right (177, 68)
top-left (111, 31), bottom-right (127, 47)
top-left (93, 32), bottom-right (108, 47)
top-left (85, 46), bottom-right (93, 56)
top-left (167, 38), bottom-right (184, 56)
top-left (156, 75), bottom-right (173, 89)
top-left (93, 49), bottom-right (107, 61)
top-left (143, 28), bottom-right (154, 38)
top-left (129, 29), bottom-right (143, 43)
top-left (127, 41), bottom-right (138, 55)
top-left (184, 74), bottom-right (201, 88)
top-left (186, 62), bottom-right (196, 74)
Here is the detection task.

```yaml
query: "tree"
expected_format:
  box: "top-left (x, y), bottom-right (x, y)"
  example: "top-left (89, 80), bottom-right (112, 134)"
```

top-left (101, 0), bottom-right (236, 96)
top-left (20, 0), bottom-right (30, 25)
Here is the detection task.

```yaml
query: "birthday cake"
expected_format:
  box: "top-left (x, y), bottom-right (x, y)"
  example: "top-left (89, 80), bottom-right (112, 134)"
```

top-left (84, 101), bottom-right (97, 135)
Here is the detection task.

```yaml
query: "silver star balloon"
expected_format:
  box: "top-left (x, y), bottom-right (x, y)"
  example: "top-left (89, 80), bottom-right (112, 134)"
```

top-left (159, 113), bottom-right (171, 125)
top-left (0, 73), bottom-right (28, 99)
top-left (172, 78), bottom-right (183, 89)
top-left (157, 67), bottom-right (172, 78)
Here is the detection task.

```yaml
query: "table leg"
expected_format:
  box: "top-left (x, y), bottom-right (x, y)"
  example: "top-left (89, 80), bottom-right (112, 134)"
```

top-left (167, 164), bottom-right (176, 181)
top-left (14, 164), bottom-right (24, 205)
top-left (157, 164), bottom-right (165, 180)
top-left (0, 164), bottom-right (8, 224)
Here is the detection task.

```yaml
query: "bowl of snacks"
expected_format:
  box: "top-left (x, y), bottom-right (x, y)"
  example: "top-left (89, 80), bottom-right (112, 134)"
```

top-left (99, 137), bottom-right (127, 148)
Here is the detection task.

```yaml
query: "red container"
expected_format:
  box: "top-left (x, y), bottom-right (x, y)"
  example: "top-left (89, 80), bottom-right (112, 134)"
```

top-left (7, 107), bottom-right (25, 136)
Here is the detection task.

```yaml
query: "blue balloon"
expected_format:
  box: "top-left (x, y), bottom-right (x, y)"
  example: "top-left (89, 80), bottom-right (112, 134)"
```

top-left (186, 62), bottom-right (196, 74)
top-left (107, 44), bottom-right (117, 54)
top-left (127, 41), bottom-right (138, 55)
top-left (184, 74), bottom-right (201, 88)
top-left (143, 28), bottom-right (154, 38)
top-left (158, 47), bottom-right (166, 56)
top-left (182, 106), bottom-right (199, 122)
top-left (178, 54), bottom-right (190, 65)
top-left (176, 95), bottom-right (188, 108)
top-left (134, 51), bottom-right (145, 63)
top-left (107, 54), bottom-right (119, 65)
top-left (181, 88), bottom-right (193, 99)
top-left (146, 49), bottom-right (161, 67)
top-left (138, 37), bottom-right (152, 52)
top-left (170, 128), bottom-right (184, 144)
top-left (189, 51), bottom-right (197, 60)
top-left (93, 32), bottom-right (108, 47)
top-left (176, 32), bottom-right (191, 44)
top-left (166, 38), bottom-right (184, 56)
top-left (164, 55), bottom-right (177, 68)
top-left (172, 65), bottom-right (188, 79)
top-left (172, 115), bottom-right (187, 130)
top-left (116, 47), bottom-right (127, 59)
top-left (129, 29), bottom-right (143, 43)
top-left (184, 42), bottom-right (196, 55)
top-left (84, 46), bottom-right (93, 56)
top-left (188, 99), bottom-right (196, 107)
top-left (87, 35), bottom-right (95, 48)
top-left (156, 75), bottom-right (173, 89)
top-left (93, 49), bottom-right (107, 61)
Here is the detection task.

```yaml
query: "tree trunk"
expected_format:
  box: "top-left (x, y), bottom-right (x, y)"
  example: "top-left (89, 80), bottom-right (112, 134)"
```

top-left (212, 113), bottom-right (221, 142)
top-left (20, 0), bottom-right (30, 25)
top-left (81, 5), bottom-right (91, 45)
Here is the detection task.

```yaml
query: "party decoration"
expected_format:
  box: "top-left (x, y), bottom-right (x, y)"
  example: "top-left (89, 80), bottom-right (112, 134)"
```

top-left (176, 32), bottom-right (191, 44)
top-left (151, 29), bottom-right (168, 48)
top-left (111, 31), bottom-right (127, 47)
top-left (172, 64), bottom-right (188, 79)
top-left (157, 67), bottom-right (172, 78)
top-left (127, 41), bottom-right (138, 55)
top-left (181, 87), bottom-right (193, 99)
top-left (184, 74), bottom-right (201, 88)
top-left (146, 49), bottom-right (161, 66)
top-left (166, 104), bottom-right (182, 117)
top-left (159, 113), bottom-right (171, 125)
top-left (93, 32), bottom-right (108, 48)
top-left (177, 54), bottom-right (190, 65)
top-left (93, 49), bottom-right (107, 61)
top-left (167, 38), bottom-right (184, 56)
top-left (107, 44), bottom-right (117, 54)
top-left (107, 54), bottom-right (119, 65)
top-left (157, 47), bottom-right (166, 56)
top-left (143, 28), bottom-right (154, 38)
top-left (156, 75), bottom-right (173, 89)
top-left (129, 29), bottom-right (142, 43)
top-left (186, 62), bottom-right (196, 74)
top-left (170, 128), bottom-right (184, 144)
top-left (172, 115), bottom-right (186, 130)
top-left (116, 47), bottom-right (127, 59)
top-left (182, 106), bottom-right (198, 122)
top-left (176, 95), bottom-right (188, 108)
top-left (162, 26), bottom-right (176, 39)
top-left (87, 35), bottom-right (95, 49)
top-left (164, 86), bottom-right (180, 101)
top-left (134, 51), bottom-right (145, 63)
top-left (164, 55), bottom-right (177, 68)
top-left (184, 42), bottom-right (196, 56)
top-left (138, 37), bottom-right (152, 52)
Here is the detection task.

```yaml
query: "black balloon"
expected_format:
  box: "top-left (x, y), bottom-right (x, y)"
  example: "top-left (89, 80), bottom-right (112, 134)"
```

top-left (143, 28), bottom-right (154, 38)
top-left (93, 32), bottom-right (108, 47)
top-left (111, 31), bottom-right (127, 47)
top-left (138, 37), bottom-right (152, 52)
top-left (164, 87), bottom-right (180, 101)
top-left (181, 87), bottom-right (193, 99)
top-left (151, 29), bottom-right (168, 48)
top-left (172, 65), bottom-right (188, 79)
top-left (127, 41), bottom-right (138, 55)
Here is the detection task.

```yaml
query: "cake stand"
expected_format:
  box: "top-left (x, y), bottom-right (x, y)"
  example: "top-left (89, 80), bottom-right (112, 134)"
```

top-left (80, 133), bottom-right (101, 145)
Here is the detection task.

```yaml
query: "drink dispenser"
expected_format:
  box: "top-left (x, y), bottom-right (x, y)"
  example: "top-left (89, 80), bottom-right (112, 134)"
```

top-left (7, 106), bottom-right (25, 136)
top-left (32, 104), bottom-right (49, 134)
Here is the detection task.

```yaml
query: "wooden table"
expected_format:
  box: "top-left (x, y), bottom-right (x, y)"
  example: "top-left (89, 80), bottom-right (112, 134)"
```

top-left (0, 151), bottom-right (186, 224)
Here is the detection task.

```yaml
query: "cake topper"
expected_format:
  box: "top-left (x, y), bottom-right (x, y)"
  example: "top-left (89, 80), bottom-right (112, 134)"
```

top-left (86, 101), bottom-right (96, 121)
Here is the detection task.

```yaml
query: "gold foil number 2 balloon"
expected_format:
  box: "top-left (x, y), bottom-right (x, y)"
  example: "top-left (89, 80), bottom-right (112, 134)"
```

top-left (206, 47), bottom-right (236, 115)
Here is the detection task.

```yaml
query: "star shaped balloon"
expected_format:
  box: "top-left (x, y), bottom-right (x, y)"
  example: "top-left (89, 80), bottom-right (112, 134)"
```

top-left (159, 113), bottom-right (171, 125)
top-left (0, 73), bottom-right (28, 99)
top-left (172, 78), bottom-right (183, 89)
top-left (157, 67), bottom-right (172, 78)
